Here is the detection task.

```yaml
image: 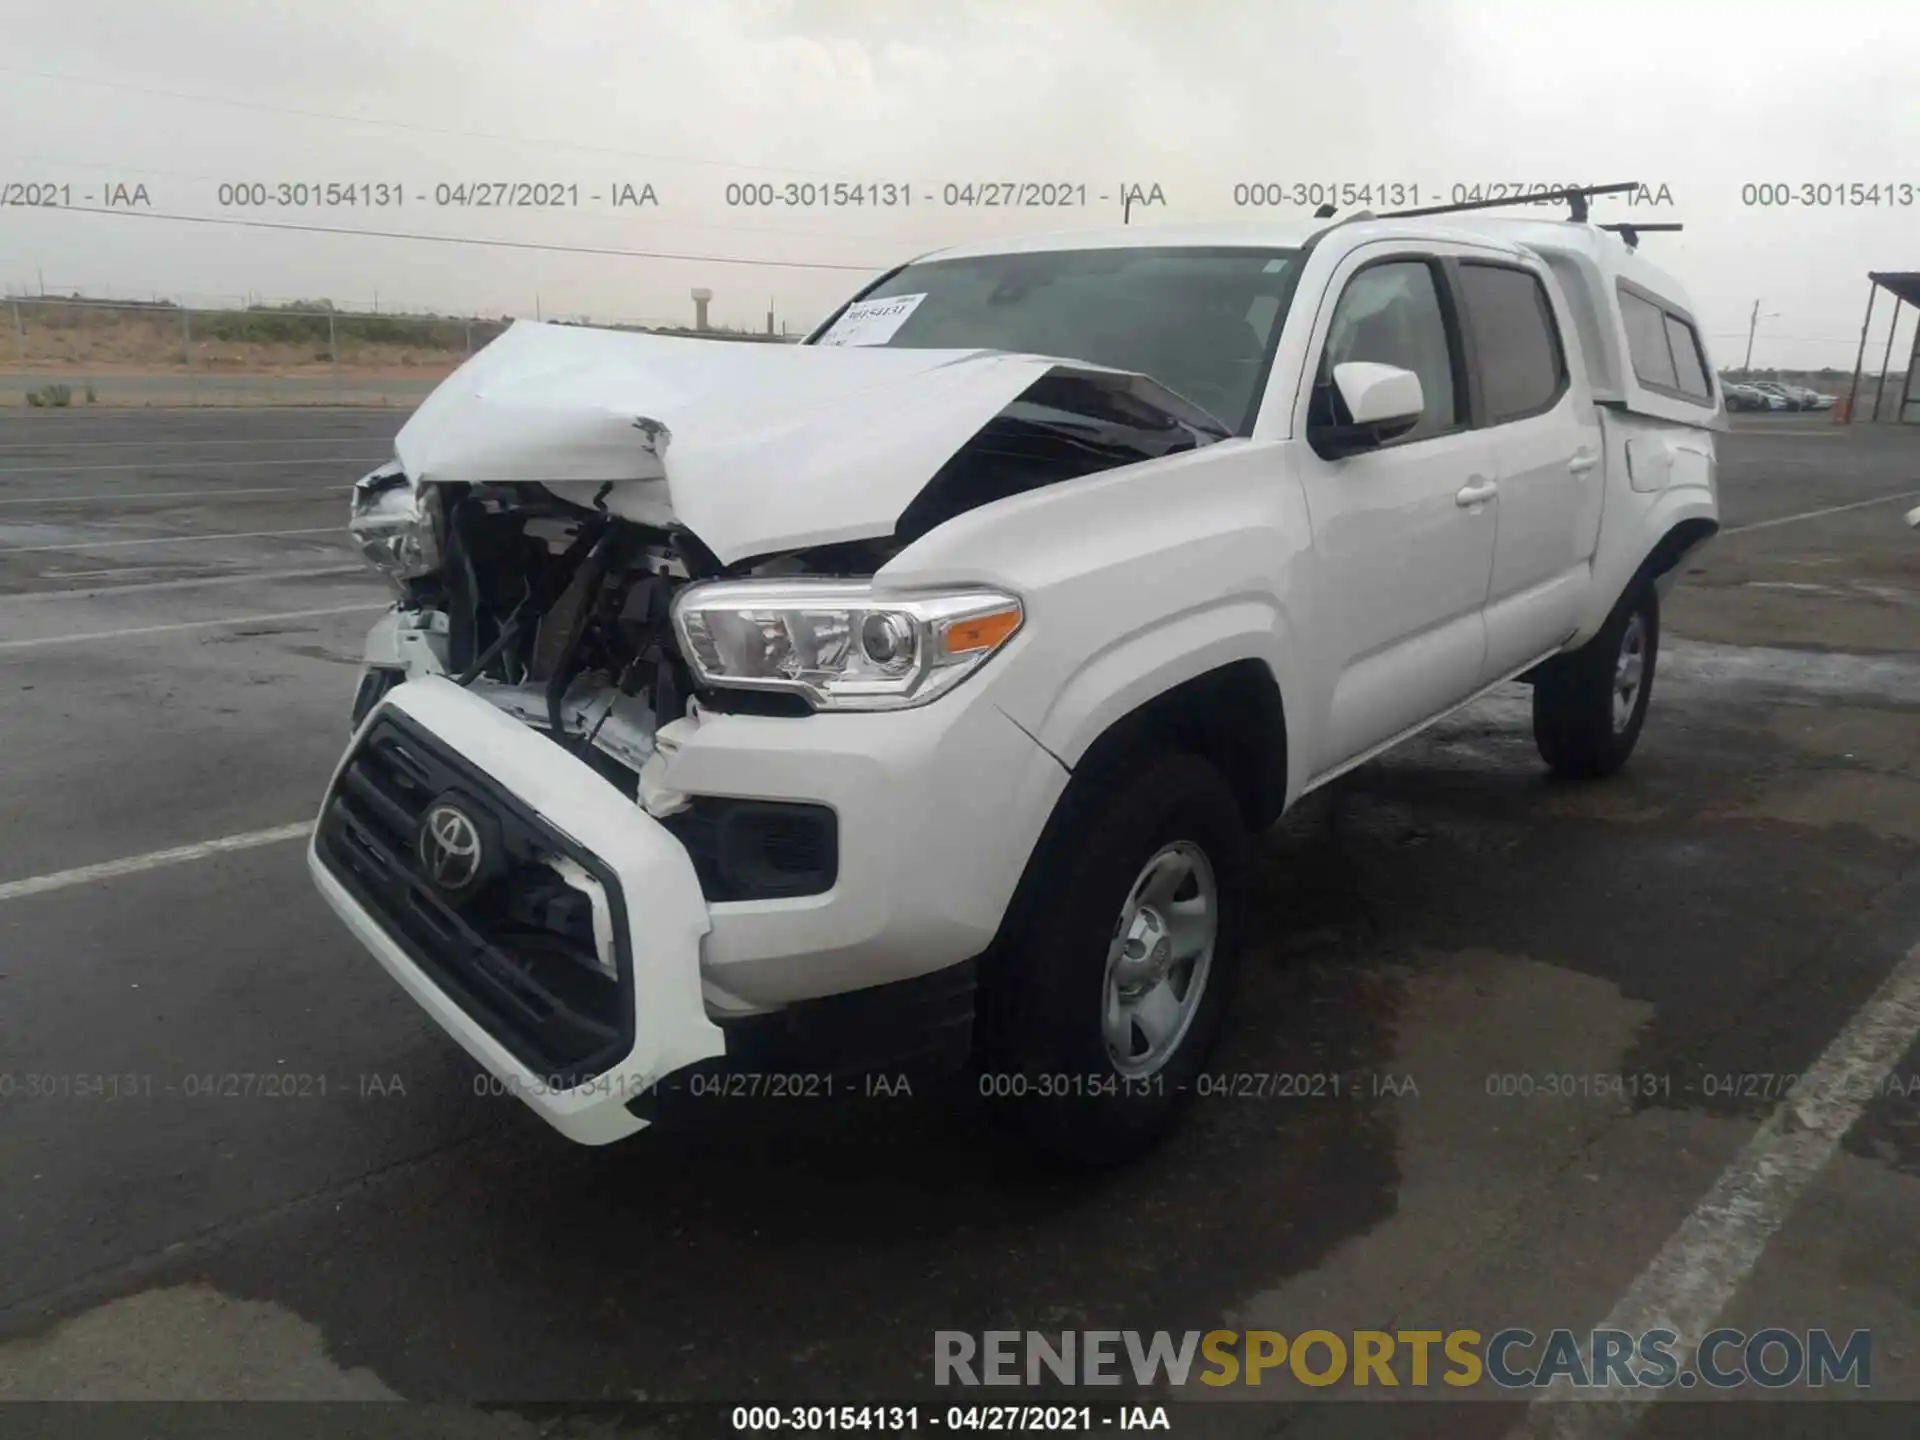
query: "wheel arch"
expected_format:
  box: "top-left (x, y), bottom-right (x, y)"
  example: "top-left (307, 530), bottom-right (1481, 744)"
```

top-left (1062, 657), bottom-right (1290, 833)
top-left (1640, 514), bottom-right (1721, 594)
top-left (1571, 493), bottom-right (1720, 649)
top-left (986, 658), bottom-right (1288, 959)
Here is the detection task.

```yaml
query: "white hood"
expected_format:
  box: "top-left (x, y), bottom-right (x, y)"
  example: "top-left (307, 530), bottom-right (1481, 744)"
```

top-left (393, 320), bottom-right (1113, 565)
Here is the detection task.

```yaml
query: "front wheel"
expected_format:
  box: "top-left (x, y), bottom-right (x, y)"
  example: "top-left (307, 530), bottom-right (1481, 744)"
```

top-left (977, 753), bottom-right (1248, 1165)
top-left (1532, 581), bottom-right (1660, 779)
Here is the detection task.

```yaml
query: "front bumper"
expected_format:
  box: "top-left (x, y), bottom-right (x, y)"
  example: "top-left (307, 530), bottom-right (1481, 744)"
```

top-left (354, 603), bottom-right (1071, 1013)
top-left (310, 676), bottom-right (725, 1145)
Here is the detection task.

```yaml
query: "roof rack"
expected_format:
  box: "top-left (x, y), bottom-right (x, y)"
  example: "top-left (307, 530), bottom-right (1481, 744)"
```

top-left (1599, 222), bottom-right (1684, 250)
top-left (1379, 181), bottom-right (1642, 223)
top-left (1301, 183), bottom-right (1681, 253)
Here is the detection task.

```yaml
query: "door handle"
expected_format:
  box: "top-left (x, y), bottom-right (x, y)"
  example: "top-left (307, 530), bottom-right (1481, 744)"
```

top-left (1568, 451), bottom-right (1599, 475)
top-left (1455, 478), bottom-right (1498, 508)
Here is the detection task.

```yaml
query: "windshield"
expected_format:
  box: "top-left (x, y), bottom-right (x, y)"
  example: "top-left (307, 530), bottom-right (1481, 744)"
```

top-left (811, 246), bottom-right (1302, 436)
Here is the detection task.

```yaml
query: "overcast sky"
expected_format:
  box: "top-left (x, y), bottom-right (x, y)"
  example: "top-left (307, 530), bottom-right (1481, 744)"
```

top-left (3, 0), bottom-right (1917, 369)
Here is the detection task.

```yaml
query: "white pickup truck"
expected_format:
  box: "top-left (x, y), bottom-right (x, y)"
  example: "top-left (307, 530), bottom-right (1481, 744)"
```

top-left (314, 204), bottom-right (1723, 1162)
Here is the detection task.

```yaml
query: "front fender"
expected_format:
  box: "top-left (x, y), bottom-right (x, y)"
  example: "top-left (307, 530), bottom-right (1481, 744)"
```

top-left (1030, 596), bottom-right (1298, 775)
top-left (873, 439), bottom-right (1315, 803)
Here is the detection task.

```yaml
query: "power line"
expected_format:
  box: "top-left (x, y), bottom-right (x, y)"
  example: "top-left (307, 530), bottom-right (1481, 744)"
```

top-left (0, 149), bottom-right (910, 245)
top-left (0, 148), bottom-right (911, 245)
top-left (0, 65), bottom-right (846, 178)
top-left (37, 205), bottom-right (887, 272)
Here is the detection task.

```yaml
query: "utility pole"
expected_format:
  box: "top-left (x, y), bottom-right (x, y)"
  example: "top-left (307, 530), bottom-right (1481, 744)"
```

top-left (1743, 301), bottom-right (1781, 372)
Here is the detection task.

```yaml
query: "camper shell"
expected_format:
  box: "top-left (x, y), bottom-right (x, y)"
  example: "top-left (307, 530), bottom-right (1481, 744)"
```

top-left (1436, 216), bottom-right (1726, 430)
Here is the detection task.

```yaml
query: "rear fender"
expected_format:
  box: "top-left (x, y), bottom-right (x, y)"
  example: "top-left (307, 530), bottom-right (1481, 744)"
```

top-left (1571, 486), bottom-right (1719, 647)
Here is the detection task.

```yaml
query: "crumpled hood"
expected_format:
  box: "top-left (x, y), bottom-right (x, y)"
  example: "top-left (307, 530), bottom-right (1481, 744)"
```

top-left (392, 320), bottom-right (1211, 566)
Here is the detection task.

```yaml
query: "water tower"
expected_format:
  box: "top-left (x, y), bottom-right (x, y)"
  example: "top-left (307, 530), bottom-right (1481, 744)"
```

top-left (691, 287), bottom-right (712, 331)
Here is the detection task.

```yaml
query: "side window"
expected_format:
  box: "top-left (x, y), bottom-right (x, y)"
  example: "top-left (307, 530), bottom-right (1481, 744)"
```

top-left (1317, 260), bottom-right (1460, 442)
top-left (1458, 263), bottom-right (1567, 422)
top-left (1620, 286), bottom-right (1715, 405)
top-left (1663, 314), bottom-right (1712, 399)
top-left (1620, 289), bottom-right (1680, 391)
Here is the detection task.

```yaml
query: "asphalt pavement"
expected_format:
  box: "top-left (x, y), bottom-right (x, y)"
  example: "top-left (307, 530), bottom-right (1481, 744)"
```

top-left (0, 407), bottom-right (1916, 1438)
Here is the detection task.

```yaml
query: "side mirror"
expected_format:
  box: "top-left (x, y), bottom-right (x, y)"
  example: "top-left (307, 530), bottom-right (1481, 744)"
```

top-left (1310, 362), bottom-right (1425, 457)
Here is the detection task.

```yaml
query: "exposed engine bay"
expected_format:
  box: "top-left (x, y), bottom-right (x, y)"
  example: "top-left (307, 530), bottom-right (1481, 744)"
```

top-left (349, 358), bottom-right (1230, 798)
top-left (353, 480), bottom-right (900, 792)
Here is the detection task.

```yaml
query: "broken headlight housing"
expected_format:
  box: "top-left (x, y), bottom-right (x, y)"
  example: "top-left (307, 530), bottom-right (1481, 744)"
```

top-left (671, 579), bottom-right (1023, 712)
top-left (348, 463), bottom-right (445, 586)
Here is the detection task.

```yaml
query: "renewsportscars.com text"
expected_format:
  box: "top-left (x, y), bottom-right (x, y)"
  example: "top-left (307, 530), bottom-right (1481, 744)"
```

top-left (934, 1328), bottom-right (1871, 1391)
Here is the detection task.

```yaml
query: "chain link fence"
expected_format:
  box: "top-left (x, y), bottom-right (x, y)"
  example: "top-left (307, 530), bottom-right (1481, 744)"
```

top-left (2, 295), bottom-right (798, 408)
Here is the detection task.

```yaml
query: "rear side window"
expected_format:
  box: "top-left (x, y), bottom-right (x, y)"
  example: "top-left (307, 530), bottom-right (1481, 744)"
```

top-left (1619, 286), bottom-right (1712, 405)
top-left (1458, 263), bottom-right (1567, 422)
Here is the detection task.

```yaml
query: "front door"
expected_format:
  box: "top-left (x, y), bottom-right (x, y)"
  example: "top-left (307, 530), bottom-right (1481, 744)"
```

top-left (1291, 250), bottom-right (1498, 778)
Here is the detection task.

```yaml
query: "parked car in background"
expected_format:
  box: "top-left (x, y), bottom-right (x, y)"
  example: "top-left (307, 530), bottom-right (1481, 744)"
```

top-left (1747, 381), bottom-right (1805, 411)
top-left (1721, 382), bottom-right (1769, 412)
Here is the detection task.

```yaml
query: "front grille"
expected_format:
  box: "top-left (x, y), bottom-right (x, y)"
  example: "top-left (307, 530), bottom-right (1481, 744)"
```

top-left (315, 713), bottom-right (634, 1085)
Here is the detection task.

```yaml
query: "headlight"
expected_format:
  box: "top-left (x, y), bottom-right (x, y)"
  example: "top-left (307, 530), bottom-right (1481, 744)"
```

top-left (671, 579), bottom-right (1023, 712)
top-left (348, 464), bottom-right (444, 585)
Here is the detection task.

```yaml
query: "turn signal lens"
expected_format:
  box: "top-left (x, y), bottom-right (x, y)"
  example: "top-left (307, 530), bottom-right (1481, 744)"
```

top-left (941, 607), bottom-right (1023, 656)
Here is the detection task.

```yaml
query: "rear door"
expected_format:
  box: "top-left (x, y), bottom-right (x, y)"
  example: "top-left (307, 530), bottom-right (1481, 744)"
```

top-left (1454, 257), bottom-right (1605, 682)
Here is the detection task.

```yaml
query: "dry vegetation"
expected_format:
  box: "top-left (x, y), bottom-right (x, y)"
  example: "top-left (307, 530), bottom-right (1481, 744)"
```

top-left (2, 298), bottom-right (495, 376)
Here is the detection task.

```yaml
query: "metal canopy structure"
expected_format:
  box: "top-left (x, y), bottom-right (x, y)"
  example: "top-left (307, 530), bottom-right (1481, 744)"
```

top-left (1845, 272), bottom-right (1920, 423)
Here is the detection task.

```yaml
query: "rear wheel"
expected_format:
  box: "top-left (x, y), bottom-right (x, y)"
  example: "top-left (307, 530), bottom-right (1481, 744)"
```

top-left (1532, 581), bottom-right (1659, 779)
top-left (978, 753), bottom-right (1247, 1165)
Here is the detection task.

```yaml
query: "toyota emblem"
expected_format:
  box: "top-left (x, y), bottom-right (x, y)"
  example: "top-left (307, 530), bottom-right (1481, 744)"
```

top-left (418, 803), bottom-right (484, 891)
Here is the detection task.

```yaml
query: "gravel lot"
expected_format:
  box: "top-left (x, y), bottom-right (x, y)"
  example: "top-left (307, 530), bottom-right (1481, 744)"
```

top-left (0, 407), bottom-right (1916, 1437)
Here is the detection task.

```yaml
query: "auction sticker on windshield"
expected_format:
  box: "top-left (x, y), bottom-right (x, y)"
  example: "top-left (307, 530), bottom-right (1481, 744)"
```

top-left (816, 293), bottom-right (926, 346)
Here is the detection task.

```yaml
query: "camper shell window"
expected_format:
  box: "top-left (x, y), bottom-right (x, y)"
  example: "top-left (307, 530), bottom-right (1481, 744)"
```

top-left (1617, 280), bottom-right (1715, 409)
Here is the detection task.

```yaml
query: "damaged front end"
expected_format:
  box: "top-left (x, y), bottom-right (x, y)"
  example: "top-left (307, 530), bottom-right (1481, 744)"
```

top-left (321, 321), bottom-right (1232, 1141)
top-left (344, 322), bottom-right (1230, 801)
top-left (346, 471), bottom-right (918, 794)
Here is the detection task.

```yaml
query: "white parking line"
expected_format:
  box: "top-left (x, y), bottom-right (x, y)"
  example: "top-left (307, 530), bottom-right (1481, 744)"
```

top-left (0, 485), bottom-right (313, 506)
top-left (0, 822), bottom-right (315, 903)
top-left (0, 565), bottom-right (365, 601)
top-left (0, 602), bottom-right (387, 650)
top-left (0, 456), bottom-right (385, 476)
top-left (0, 526), bottom-right (342, 554)
top-left (1513, 942), bottom-right (1920, 1437)
top-left (1724, 488), bottom-right (1920, 536)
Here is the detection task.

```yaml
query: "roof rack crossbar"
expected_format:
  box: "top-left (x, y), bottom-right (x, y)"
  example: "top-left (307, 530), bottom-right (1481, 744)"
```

top-left (1599, 221), bottom-right (1684, 250)
top-left (1379, 181), bottom-right (1642, 223)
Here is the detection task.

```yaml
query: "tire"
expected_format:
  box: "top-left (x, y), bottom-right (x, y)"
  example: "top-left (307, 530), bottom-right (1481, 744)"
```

top-left (976, 752), bottom-right (1248, 1166)
top-left (1532, 580), bottom-right (1659, 779)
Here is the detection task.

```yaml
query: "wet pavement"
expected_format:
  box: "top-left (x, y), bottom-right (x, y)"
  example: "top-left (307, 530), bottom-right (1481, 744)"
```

top-left (0, 408), bottom-right (1916, 1436)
